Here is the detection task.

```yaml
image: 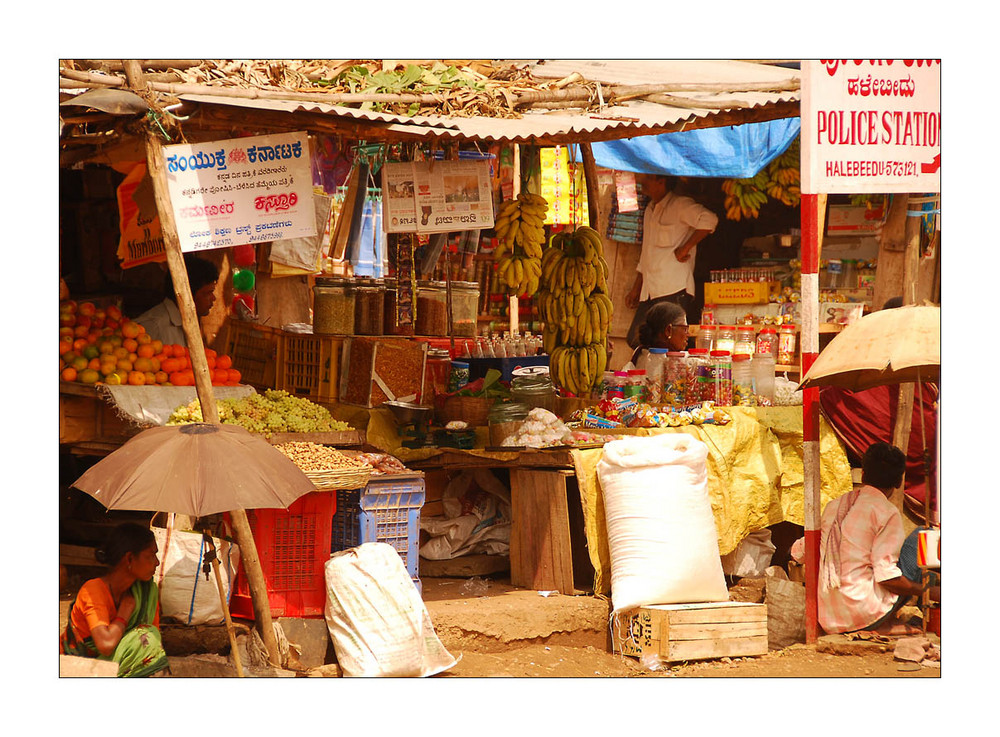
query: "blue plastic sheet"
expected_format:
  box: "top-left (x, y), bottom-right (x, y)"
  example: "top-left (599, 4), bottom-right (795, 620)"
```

top-left (571, 118), bottom-right (801, 179)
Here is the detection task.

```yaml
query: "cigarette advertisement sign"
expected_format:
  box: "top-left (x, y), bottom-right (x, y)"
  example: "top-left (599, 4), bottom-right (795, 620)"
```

top-left (163, 131), bottom-right (316, 252)
top-left (381, 159), bottom-right (495, 234)
top-left (801, 60), bottom-right (940, 194)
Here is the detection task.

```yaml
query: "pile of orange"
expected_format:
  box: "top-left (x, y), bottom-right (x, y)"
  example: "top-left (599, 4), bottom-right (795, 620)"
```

top-left (59, 300), bottom-right (242, 387)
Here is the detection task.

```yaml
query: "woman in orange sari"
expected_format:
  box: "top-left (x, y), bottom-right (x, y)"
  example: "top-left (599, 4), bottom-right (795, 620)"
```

top-left (61, 522), bottom-right (169, 677)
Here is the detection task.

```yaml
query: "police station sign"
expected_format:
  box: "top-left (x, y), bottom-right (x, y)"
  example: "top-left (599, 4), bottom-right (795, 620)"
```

top-left (163, 131), bottom-right (316, 252)
top-left (801, 60), bottom-right (940, 194)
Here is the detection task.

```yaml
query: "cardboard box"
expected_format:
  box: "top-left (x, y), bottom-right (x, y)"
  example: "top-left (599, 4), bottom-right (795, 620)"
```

top-left (704, 282), bottom-right (774, 305)
top-left (613, 601), bottom-right (768, 662)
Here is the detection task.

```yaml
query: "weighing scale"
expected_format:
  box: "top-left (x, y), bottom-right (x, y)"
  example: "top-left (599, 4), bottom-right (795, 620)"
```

top-left (383, 400), bottom-right (435, 449)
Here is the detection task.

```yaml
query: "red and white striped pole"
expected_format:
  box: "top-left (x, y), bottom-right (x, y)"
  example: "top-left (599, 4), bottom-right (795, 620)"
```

top-left (800, 192), bottom-right (825, 643)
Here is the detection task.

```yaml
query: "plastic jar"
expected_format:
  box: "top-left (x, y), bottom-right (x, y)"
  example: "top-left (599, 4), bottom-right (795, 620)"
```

top-left (710, 350), bottom-right (733, 406)
top-left (313, 277), bottom-right (356, 335)
top-left (715, 325), bottom-right (737, 355)
top-left (752, 354), bottom-right (775, 406)
top-left (664, 351), bottom-right (689, 408)
top-left (425, 348), bottom-right (452, 400)
top-left (511, 373), bottom-right (557, 412)
top-left (382, 279), bottom-right (414, 336)
top-left (688, 348), bottom-right (713, 403)
top-left (354, 280), bottom-right (385, 336)
top-left (488, 401), bottom-right (531, 446)
top-left (701, 304), bottom-right (716, 325)
top-left (625, 369), bottom-right (646, 402)
top-left (735, 325), bottom-right (757, 356)
top-left (450, 281), bottom-right (480, 338)
top-left (415, 281), bottom-right (449, 336)
top-left (608, 371), bottom-right (628, 400)
top-left (755, 326), bottom-right (778, 358)
top-left (732, 353), bottom-right (756, 406)
top-left (778, 325), bottom-right (798, 365)
top-left (696, 324), bottom-right (717, 351)
top-left (599, 371), bottom-right (616, 400)
top-left (448, 360), bottom-right (470, 393)
top-left (644, 348), bottom-right (668, 405)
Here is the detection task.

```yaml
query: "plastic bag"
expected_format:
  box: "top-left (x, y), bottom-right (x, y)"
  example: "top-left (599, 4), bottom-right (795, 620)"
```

top-left (721, 529), bottom-right (777, 578)
top-left (764, 565), bottom-right (806, 649)
top-left (152, 525), bottom-right (240, 626)
top-left (324, 543), bottom-right (457, 677)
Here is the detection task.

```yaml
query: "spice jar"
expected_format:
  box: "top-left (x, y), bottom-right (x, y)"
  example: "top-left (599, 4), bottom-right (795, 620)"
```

top-left (715, 325), bottom-right (737, 355)
top-left (696, 324), bottom-right (717, 351)
top-left (608, 371), bottom-right (628, 400)
top-left (511, 373), bottom-right (557, 412)
top-left (625, 369), bottom-right (646, 402)
top-left (710, 350), bottom-right (733, 406)
top-left (644, 348), bottom-right (668, 405)
top-left (415, 281), bottom-right (449, 336)
top-left (664, 351), bottom-right (689, 408)
top-left (425, 348), bottom-right (452, 401)
top-left (450, 281), bottom-right (480, 338)
top-left (354, 279), bottom-right (385, 336)
top-left (755, 326), bottom-right (778, 358)
top-left (313, 277), bottom-right (356, 335)
top-left (778, 325), bottom-right (798, 365)
top-left (735, 325), bottom-right (756, 356)
top-left (688, 348), bottom-right (713, 402)
top-left (732, 353), bottom-right (756, 406)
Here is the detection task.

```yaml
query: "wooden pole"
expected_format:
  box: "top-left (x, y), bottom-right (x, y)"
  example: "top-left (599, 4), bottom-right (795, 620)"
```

top-left (121, 60), bottom-right (282, 669)
top-left (579, 142), bottom-right (602, 233)
top-left (800, 192), bottom-right (826, 644)
top-left (204, 532), bottom-right (245, 677)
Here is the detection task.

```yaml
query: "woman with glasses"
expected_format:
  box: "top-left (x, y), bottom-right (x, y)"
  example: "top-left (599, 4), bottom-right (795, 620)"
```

top-left (626, 301), bottom-right (689, 369)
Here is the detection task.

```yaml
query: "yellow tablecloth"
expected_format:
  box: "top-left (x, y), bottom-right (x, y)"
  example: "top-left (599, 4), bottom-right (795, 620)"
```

top-left (326, 401), bottom-right (851, 597)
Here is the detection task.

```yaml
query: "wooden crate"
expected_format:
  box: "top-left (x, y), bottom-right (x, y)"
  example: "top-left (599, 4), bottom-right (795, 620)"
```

top-left (278, 333), bottom-right (344, 403)
top-left (338, 337), bottom-right (427, 408)
top-left (613, 601), bottom-right (768, 662)
top-left (221, 319), bottom-right (283, 391)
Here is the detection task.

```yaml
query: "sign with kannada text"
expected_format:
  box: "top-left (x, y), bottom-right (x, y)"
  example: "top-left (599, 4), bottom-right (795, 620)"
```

top-left (381, 159), bottom-right (495, 234)
top-left (163, 131), bottom-right (316, 252)
top-left (801, 60), bottom-right (940, 194)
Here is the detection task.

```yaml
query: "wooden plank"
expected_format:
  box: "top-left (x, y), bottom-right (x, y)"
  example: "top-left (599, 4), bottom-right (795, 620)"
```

top-left (264, 430), bottom-right (364, 447)
top-left (666, 635), bottom-right (768, 662)
top-left (509, 469), bottom-right (575, 594)
top-left (60, 544), bottom-right (99, 567)
top-left (666, 621), bottom-right (768, 641)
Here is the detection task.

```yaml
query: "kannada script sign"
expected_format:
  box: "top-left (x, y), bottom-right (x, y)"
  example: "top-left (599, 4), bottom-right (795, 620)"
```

top-left (801, 60), bottom-right (940, 194)
top-left (163, 131), bottom-right (316, 252)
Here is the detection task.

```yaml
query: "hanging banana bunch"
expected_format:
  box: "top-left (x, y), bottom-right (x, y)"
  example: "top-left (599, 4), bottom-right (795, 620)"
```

top-left (493, 192), bottom-right (549, 297)
top-left (536, 226), bottom-right (613, 398)
top-left (722, 135), bottom-right (801, 220)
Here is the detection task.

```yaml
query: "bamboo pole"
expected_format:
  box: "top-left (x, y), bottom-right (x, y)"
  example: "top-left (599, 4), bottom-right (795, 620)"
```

top-left (121, 60), bottom-right (283, 670)
top-left (579, 142), bottom-right (602, 233)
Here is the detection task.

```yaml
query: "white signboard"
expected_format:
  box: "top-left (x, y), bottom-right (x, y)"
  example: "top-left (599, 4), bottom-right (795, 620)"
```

top-left (382, 159), bottom-right (495, 234)
top-left (801, 60), bottom-right (940, 194)
top-left (163, 131), bottom-right (316, 252)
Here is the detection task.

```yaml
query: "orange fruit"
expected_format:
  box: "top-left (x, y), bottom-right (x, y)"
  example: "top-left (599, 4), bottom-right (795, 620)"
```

top-left (82, 345), bottom-right (100, 360)
top-left (173, 345), bottom-right (188, 358)
top-left (59, 326), bottom-right (75, 341)
top-left (122, 338), bottom-right (138, 354)
top-left (160, 358), bottom-right (180, 374)
top-left (78, 302), bottom-right (96, 317)
top-left (216, 355), bottom-right (233, 370)
top-left (71, 355), bottom-right (89, 372)
top-left (204, 348), bottom-right (217, 361)
top-left (149, 357), bottom-right (161, 372)
top-left (75, 315), bottom-right (92, 330)
top-left (106, 305), bottom-right (122, 322)
top-left (161, 344), bottom-right (175, 358)
top-left (61, 367), bottom-right (77, 382)
top-left (227, 369), bottom-right (242, 384)
top-left (154, 371), bottom-right (168, 384)
top-left (127, 352), bottom-right (138, 363)
top-left (144, 371), bottom-right (157, 385)
top-left (105, 371), bottom-right (123, 385)
top-left (206, 355), bottom-right (217, 370)
top-left (73, 338), bottom-right (89, 352)
top-left (116, 359), bottom-right (133, 373)
top-left (137, 344), bottom-right (155, 359)
top-left (136, 323), bottom-right (145, 335)
top-left (98, 340), bottom-right (115, 355)
top-left (79, 368), bottom-right (100, 385)
top-left (73, 324), bottom-right (90, 338)
top-left (127, 370), bottom-right (146, 386)
top-left (87, 331), bottom-right (102, 344)
top-left (121, 321), bottom-right (140, 340)
top-left (110, 335), bottom-right (123, 348)
top-left (168, 371), bottom-right (189, 386)
top-left (151, 340), bottom-right (163, 355)
top-left (176, 357), bottom-right (190, 371)
top-left (113, 346), bottom-right (129, 360)
top-left (59, 340), bottom-right (73, 357)
top-left (181, 369), bottom-right (195, 385)
top-left (137, 332), bottom-right (152, 345)
top-left (87, 358), bottom-right (102, 371)
top-left (211, 369), bottom-right (228, 385)
top-left (133, 357), bottom-right (153, 374)
top-left (100, 360), bottom-right (117, 376)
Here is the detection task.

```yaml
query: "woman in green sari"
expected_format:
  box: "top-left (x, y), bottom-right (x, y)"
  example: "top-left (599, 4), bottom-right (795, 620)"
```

top-left (61, 522), bottom-right (170, 677)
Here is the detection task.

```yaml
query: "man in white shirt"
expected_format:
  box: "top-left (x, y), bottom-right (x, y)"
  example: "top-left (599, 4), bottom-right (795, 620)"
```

top-left (133, 255), bottom-right (219, 347)
top-left (625, 175), bottom-right (718, 347)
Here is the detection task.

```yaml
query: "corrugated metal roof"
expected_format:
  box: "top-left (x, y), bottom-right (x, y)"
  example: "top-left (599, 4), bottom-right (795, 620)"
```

top-left (178, 60), bottom-right (799, 144)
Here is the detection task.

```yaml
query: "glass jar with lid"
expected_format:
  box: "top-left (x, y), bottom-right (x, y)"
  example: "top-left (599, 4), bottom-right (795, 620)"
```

top-left (313, 276), bottom-right (356, 335)
top-left (353, 279), bottom-right (385, 335)
top-left (735, 325), bottom-right (757, 356)
top-left (687, 348), bottom-right (712, 402)
top-left (755, 326), bottom-right (778, 358)
top-left (488, 401), bottom-right (531, 447)
top-left (644, 348), bottom-right (668, 405)
top-left (696, 324), bottom-right (717, 351)
top-left (709, 350), bottom-right (733, 406)
top-left (415, 281), bottom-right (449, 336)
top-left (511, 372), bottom-right (557, 412)
top-left (425, 348), bottom-right (452, 401)
top-left (450, 281), bottom-right (480, 338)
top-left (777, 325), bottom-right (798, 365)
top-left (732, 353), bottom-right (756, 406)
top-left (663, 351), bottom-right (689, 408)
top-left (715, 325), bottom-right (737, 355)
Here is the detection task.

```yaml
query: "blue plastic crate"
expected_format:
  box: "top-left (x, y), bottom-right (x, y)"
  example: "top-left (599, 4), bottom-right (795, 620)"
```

top-left (331, 475), bottom-right (425, 587)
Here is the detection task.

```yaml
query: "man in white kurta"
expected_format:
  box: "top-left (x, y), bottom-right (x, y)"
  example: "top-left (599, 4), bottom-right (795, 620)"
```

top-left (625, 175), bottom-right (717, 347)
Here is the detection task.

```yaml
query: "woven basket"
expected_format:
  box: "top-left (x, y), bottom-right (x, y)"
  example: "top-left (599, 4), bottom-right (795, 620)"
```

top-left (438, 396), bottom-right (496, 427)
top-left (303, 466), bottom-right (372, 491)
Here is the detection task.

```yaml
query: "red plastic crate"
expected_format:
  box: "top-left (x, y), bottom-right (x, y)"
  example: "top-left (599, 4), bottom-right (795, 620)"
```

top-left (229, 490), bottom-right (337, 619)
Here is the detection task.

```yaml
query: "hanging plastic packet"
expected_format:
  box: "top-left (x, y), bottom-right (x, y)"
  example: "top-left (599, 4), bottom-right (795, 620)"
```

top-left (231, 243), bottom-right (257, 319)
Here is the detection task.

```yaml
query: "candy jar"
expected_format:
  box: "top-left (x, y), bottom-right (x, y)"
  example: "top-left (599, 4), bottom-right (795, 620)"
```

top-left (778, 325), bottom-right (798, 365)
top-left (710, 350), bottom-right (733, 406)
top-left (644, 348), bottom-right (668, 405)
top-left (732, 353), bottom-right (756, 406)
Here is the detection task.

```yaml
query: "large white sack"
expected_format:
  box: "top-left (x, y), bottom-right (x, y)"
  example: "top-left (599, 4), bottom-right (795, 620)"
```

top-left (597, 433), bottom-right (729, 613)
top-left (324, 542), bottom-right (457, 677)
top-left (152, 526), bottom-right (240, 626)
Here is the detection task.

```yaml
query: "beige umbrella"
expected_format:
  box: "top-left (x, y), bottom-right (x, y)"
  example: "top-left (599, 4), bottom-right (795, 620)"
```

top-left (798, 304), bottom-right (940, 392)
top-left (73, 422), bottom-right (318, 676)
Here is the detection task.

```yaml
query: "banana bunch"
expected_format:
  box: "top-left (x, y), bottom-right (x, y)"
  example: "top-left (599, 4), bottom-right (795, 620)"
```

top-left (722, 135), bottom-right (801, 220)
top-left (493, 192), bottom-right (549, 296)
top-left (536, 226), bottom-right (613, 397)
top-left (763, 136), bottom-right (801, 207)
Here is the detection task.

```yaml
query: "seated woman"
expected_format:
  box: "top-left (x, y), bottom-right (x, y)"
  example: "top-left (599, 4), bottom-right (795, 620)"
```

top-left (625, 300), bottom-right (689, 369)
top-left (61, 522), bottom-right (169, 677)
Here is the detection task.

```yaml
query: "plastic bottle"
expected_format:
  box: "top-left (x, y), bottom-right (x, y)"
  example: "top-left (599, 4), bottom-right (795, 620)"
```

top-left (710, 350), bottom-right (733, 406)
top-left (732, 353), bottom-right (756, 406)
top-left (644, 348), bottom-right (668, 405)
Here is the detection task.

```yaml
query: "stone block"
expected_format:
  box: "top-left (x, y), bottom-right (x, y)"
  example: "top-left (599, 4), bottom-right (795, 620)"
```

top-left (278, 618), bottom-right (333, 670)
top-left (60, 654), bottom-right (119, 677)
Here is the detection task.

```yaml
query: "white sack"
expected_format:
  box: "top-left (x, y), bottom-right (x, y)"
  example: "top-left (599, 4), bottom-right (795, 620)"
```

top-left (324, 542), bottom-right (457, 677)
top-left (597, 433), bottom-right (729, 613)
top-left (152, 526), bottom-right (241, 626)
top-left (721, 529), bottom-right (776, 578)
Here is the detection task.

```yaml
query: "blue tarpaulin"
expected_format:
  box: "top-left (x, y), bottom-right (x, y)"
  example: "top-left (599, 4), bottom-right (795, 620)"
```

top-left (571, 118), bottom-right (800, 179)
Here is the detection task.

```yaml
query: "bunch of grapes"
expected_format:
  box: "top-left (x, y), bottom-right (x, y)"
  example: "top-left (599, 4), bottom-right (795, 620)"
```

top-left (166, 390), bottom-right (350, 436)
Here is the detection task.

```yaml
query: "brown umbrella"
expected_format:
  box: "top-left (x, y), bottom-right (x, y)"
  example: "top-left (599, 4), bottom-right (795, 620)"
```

top-left (73, 422), bottom-right (318, 676)
top-left (73, 423), bottom-right (316, 516)
top-left (797, 304), bottom-right (940, 392)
